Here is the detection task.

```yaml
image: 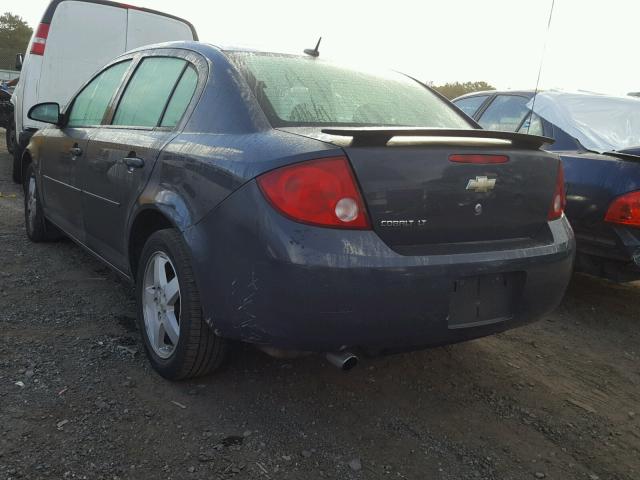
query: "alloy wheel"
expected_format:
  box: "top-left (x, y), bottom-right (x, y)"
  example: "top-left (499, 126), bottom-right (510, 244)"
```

top-left (142, 252), bottom-right (181, 359)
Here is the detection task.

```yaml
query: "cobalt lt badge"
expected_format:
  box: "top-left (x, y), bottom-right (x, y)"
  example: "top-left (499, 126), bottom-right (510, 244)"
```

top-left (466, 176), bottom-right (496, 193)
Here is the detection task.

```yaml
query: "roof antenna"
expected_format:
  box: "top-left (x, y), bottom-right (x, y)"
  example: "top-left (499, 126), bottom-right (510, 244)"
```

top-left (529, 0), bottom-right (555, 133)
top-left (304, 37), bottom-right (322, 57)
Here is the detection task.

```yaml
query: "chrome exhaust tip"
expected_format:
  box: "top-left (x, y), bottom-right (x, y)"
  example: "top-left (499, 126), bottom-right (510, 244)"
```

top-left (325, 351), bottom-right (358, 371)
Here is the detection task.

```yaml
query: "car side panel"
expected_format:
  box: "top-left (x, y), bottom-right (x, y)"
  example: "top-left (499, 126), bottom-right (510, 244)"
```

top-left (561, 151), bottom-right (640, 268)
top-left (132, 130), bottom-right (341, 234)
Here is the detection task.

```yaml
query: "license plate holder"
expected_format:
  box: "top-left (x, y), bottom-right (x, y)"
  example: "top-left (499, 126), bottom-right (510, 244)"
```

top-left (448, 272), bottom-right (525, 329)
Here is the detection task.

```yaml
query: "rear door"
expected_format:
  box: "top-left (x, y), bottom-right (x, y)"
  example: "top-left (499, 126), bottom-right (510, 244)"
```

top-left (453, 94), bottom-right (492, 119)
top-left (80, 52), bottom-right (201, 272)
top-left (38, 1), bottom-right (127, 111)
top-left (476, 94), bottom-right (531, 132)
top-left (125, 9), bottom-right (195, 48)
top-left (40, 60), bottom-right (132, 241)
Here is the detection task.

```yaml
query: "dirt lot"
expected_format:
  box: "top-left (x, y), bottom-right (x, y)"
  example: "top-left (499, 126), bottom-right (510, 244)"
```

top-left (1, 133), bottom-right (639, 480)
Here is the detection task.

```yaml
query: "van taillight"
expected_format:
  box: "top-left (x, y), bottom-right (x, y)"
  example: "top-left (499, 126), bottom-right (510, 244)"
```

top-left (30, 23), bottom-right (50, 56)
top-left (604, 191), bottom-right (640, 227)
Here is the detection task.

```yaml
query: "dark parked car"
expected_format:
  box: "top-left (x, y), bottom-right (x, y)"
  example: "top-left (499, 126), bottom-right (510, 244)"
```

top-left (0, 87), bottom-right (15, 153)
top-left (453, 90), bottom-right (640, 281)
top-left (22, 42), bottom-right (574, 379)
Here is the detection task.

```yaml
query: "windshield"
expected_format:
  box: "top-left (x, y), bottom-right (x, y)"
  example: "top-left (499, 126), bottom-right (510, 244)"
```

top-left (528, 91), bottom-right (640, 153)
top-left (228, 52), bottom-right (472, 129)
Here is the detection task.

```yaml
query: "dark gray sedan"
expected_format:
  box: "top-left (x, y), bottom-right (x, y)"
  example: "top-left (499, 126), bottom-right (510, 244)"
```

top-left (21, 42), bottom-right (574, 379)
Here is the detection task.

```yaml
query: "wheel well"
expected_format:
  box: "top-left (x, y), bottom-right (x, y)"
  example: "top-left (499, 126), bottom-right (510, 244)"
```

top-left (129, 209), bottom-right (174, 278)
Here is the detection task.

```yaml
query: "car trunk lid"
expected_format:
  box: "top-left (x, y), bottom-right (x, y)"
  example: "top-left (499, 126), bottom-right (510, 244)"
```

top-left (279, 127), bottom-right (559, 250)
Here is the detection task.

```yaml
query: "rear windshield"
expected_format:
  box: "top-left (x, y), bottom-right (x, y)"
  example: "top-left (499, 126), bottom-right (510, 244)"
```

top-left (228, 52), bottom-right (472, 129)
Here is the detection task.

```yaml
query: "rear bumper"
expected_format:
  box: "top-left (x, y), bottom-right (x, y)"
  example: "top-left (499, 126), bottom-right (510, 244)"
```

top-left (186, 181), bottom-right (575, 352)
top-left (574, 226), bottom-right (640, 281)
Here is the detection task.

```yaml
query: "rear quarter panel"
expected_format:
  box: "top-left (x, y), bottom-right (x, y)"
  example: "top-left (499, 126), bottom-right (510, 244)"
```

top-left (139, 130), bottom-right (341, 230)
top-left (562, 152), bottom-right (640, 232)
top-left (131, 46), bottom-right (343, 230)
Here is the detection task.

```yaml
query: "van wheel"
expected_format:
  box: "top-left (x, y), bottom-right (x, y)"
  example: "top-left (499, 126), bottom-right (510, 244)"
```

top-left (12, 149), bottom-right (22, 184)
top-left (6, 118), bottom-right (16, 155)
top-left (24, 164), bottom-right (61, 242)
top-left (136, 229), bottom-right (227, 380)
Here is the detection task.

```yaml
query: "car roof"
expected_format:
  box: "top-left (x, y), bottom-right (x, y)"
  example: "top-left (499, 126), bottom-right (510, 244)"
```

top-left (41, 0), bottom-right (198, 40)
top-left (454, 90), bottom-right (536, 101)
top-left (119, 41), bottom-right (315, 61)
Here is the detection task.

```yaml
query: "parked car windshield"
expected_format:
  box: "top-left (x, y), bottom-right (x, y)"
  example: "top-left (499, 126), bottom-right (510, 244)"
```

top-left (528, 91), bottom-right (640, 153)
top-left (228, 52), bottom-right (472, 129)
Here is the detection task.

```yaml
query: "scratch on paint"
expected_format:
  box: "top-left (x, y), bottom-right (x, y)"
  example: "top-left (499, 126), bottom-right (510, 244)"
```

top-left (237, 292), bottom-right (256, 311)
top-left (247, 270), bottom-right (258, 291)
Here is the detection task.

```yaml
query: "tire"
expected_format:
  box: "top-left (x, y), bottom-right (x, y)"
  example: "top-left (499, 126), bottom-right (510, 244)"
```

top-left (136, 229), bottom-right (227, 380)
top-left (24, 164), bottom-right (61, 242)
top-left (6, 117), bottom-right (16, 155)
top-left (12, 147), bottom-right (22, 184)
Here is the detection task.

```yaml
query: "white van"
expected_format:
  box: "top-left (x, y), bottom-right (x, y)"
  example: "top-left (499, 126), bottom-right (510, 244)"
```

top-left (9, 0), bottom-right (197, 182)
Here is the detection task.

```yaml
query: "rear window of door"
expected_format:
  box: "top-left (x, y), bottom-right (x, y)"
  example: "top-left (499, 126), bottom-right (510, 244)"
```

top-left (518, 112), bottom-right (544, 136)
top-left (160, 66), bottom-right (198, 127)
top-left (477, 95), bottom-right (530, 132)
top-left (454, 95), bottom-right (490, 118)
top-left (67, 60), bottom-right (132, 127)
top-left (113, 57), bottom-right (197, 128)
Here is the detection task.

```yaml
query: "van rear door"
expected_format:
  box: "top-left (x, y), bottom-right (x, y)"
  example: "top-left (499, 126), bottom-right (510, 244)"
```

top-left (37, 1), bottom-right (127, 112)
top-left (126, 9), bottom-right (196, 48)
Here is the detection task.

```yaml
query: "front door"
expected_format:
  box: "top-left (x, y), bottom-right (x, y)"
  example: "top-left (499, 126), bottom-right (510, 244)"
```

top-left (39, 127), bottom-right (90, 240)
top-left (40, 59), bottom-right (133, 243)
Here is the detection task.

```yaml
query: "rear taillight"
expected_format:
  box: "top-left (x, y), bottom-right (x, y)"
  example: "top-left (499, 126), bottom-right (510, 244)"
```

top-left (257, 156), bottom-right (370, 229)
top-left (30, 23), bottom-right (50, 56)
top-left (548, 162), bottom-right (566, 220)
top-left (449, 154), bottom-right (509, 164)
top-left (605, 191), bottom-right (640, 227)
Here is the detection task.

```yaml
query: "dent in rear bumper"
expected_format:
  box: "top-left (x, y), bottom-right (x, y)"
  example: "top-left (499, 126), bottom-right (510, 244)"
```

top-left (185, 181), bottom-right (575, 352)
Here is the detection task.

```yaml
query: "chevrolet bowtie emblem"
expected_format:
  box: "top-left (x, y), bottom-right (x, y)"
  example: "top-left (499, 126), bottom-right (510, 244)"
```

top-left (466, 176), bottom-right (496, 193)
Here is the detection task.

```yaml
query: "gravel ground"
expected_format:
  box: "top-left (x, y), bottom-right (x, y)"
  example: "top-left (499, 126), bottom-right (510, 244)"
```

top-left (1, 131), bottom-right (640, 480)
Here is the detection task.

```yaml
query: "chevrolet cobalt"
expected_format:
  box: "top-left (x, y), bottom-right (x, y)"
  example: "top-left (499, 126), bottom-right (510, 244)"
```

top-left (21, 42), bottom-right (574, 379)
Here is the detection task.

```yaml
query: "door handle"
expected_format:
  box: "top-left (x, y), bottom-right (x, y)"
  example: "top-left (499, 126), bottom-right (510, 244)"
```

top-left (69, 146), bottom-right (83, 157)
top-left (123, 155), bottom-right (145, 171)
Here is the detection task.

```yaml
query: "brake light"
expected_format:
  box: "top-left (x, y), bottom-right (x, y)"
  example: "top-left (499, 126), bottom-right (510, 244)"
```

top-left (30, 23), bottom-right (50, 56)
top-left (257, 156), bottom-right (370, 229)
top-left (449, 154), bottom-right (509, 164)
top-left (605, 191), bottom-right (640, 227)
top-left (548, 162), bottom-right (566, 220)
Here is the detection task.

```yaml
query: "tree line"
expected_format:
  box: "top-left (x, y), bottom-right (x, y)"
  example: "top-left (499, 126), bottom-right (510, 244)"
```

top-left (0, 13), bottom-right (31, 71)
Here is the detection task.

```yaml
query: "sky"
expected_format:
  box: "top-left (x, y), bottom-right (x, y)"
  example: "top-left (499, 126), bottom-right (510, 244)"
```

top-left (10, 0), bottom-right (640, 95)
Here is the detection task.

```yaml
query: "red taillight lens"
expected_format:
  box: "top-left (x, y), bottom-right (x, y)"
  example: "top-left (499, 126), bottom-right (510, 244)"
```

top-left (257, 156), bottom-right (370, 229)
top-left (548, 162), bottom-right (566, 220)
top-left (605, 191), bottom-right (640, 227)
top-left (449, 154), bottom-right (509, 164)
top-left (30, 23), bottom-right (50, 56)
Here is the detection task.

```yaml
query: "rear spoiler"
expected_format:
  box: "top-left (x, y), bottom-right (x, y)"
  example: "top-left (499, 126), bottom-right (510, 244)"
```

top-left (321, 127), bottom-right (554, 149)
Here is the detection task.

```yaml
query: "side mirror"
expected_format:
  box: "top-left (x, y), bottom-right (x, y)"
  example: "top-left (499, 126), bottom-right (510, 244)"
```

top-left (28, 102), bottom-right (62, 125)
top-left (15, 53), bottom-right (24, 71)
